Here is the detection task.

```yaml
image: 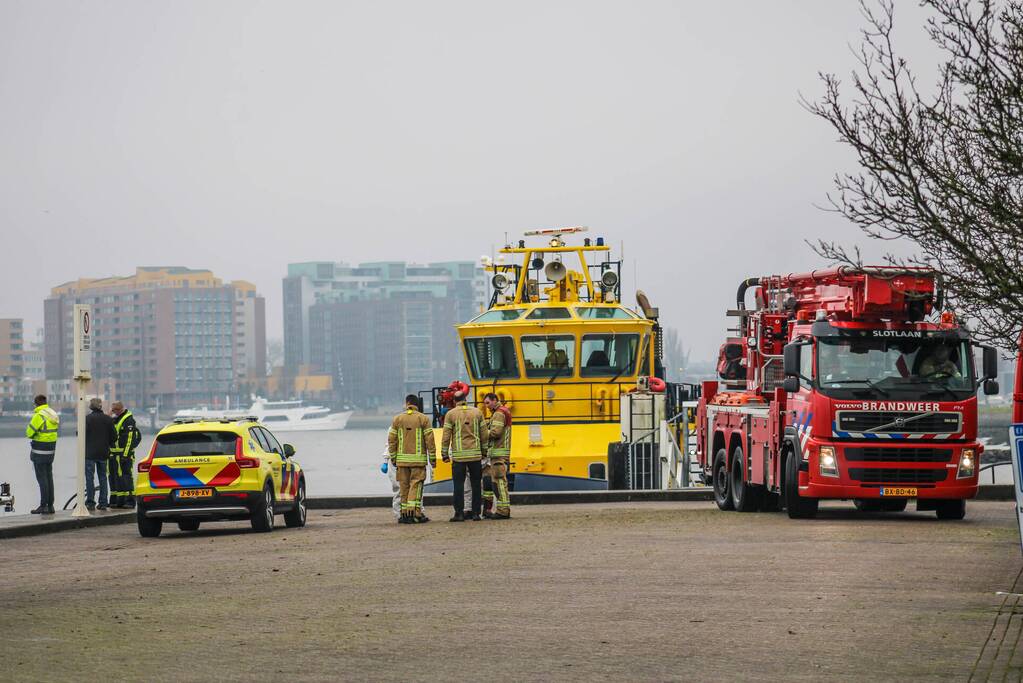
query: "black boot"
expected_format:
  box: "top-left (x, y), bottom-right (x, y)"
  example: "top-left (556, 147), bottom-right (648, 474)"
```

top-left (30, 505), bottom-right (45, 514)
top-left (44, 505), bottom-right (55, 514)
top-left (449, 512), bottom-right (465, 522)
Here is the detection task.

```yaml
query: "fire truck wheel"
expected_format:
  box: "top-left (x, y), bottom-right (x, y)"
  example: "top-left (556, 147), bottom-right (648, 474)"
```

top-left (783, 451), bottom-right (818, 519)
top-left (730, 446), bottom-right (761, 512)
top-left (713, 449), bottom-right (734, 511)
top-left (934, 499), bottom-right (966, 520)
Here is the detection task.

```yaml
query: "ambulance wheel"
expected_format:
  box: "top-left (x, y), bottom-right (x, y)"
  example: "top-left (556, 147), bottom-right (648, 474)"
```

top-left (730, 446), bottom-right (761, 512)
top-left (784, 451), bottom-right (818, 519)
top-left (137, 507), bottom-right (162, 538)
top-left (177, 519), bottom-right (201, 532)
top-left (935, 499), bottom-right (966, 520)
top-left (250, 482), bottom-right (276, 532)
top-left (284, 479), bottom-right (307, 528)
top-left (712, 449), bottom-right (733, 511)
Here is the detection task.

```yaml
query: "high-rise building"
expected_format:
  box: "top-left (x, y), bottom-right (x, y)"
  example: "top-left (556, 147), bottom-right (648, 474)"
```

top-left (0, 318), bottom-right (25, 403)
top-left (283, 261), bottom-right (485, 407)
top-left (22, 327), bottom-right (45, 381)
top-left (45, 267), bottom-right (266, 410)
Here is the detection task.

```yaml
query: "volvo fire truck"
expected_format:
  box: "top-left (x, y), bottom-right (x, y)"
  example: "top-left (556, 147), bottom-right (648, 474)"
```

top-left (696, 267), bottom-right (999, 519)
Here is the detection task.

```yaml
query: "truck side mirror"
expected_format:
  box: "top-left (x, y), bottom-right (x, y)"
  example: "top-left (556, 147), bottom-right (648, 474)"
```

top-left (783, 343), bottom-right (801, 377)
top-left (783, 376), bottom-right (800, 394)
top-left (983, 379), bottom-right (999, 396)
top-left (982, 346), bottom-right (998, 380)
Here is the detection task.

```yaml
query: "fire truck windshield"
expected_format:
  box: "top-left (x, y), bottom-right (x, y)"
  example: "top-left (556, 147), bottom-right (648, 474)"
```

top-left (816, 337), bottom-right (974, 399)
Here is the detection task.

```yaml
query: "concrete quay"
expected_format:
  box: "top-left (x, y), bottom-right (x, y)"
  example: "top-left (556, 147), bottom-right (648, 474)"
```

top-left (1, 499), bottom-right (1021, 681)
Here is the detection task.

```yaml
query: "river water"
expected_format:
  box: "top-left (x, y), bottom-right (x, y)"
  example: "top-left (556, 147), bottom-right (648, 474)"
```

top-left (0, 429), bottom-right (391, 516)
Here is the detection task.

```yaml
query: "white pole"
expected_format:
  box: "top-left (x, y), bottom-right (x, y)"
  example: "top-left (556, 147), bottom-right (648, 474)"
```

top-left (71, 304), bottom-right (92, 518)
top-left (72, 379), bottom-right (89, 517)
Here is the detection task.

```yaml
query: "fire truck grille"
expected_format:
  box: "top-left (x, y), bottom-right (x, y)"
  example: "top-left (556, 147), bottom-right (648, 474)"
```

top-left (844, 447), bottom-right (953, 463)
top-left (848, 468), bottom-right (949, 484)
top-left (836, 411), bottom-right (961, 434)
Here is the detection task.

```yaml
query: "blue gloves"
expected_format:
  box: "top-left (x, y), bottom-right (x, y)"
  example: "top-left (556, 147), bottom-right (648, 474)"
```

top-left (380, 462), bottom-right (388, 474)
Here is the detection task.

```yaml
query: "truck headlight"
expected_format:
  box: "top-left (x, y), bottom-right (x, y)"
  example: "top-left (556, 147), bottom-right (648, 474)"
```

top-left (957, 448), bottom-right (975, 479)
top-left (818, 446), bottom-right (839, 478)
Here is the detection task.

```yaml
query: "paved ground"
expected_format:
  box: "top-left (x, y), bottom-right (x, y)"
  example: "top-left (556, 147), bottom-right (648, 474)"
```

top-left (2, 501), bottom-right (1021, 682)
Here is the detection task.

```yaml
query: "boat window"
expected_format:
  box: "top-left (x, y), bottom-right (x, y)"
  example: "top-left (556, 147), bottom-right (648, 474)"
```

top-left (525, 308), bottom-right (572, 320)
top-left (259, 427), bottom-right (284, 455)
top-left (154, 431), bottom-right (236, 458)
top-left (574, 307), bottom-right (634, 319)
top-left (262, 415), bottom-right (289, 422)
top-left (521, 335), bottom-right (576, 378)
top-left (249, 427), bottom-right (272, 452)
top-left (301, 410), bottom-right (331, 420)
top-left (464, 336), bottom-right (520, 379)
top-left (580, 334), bottom-right (640, 377)
top-left (471, 308), bottom-right (525, 323)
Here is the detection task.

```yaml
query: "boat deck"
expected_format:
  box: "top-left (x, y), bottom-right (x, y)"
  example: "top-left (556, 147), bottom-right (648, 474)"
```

top-left (2, 500), bottom-right (1021, 681)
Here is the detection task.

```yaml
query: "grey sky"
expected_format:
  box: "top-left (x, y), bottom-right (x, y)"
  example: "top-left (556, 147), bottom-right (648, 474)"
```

top-left (0, 1), bottom-right (936, 360)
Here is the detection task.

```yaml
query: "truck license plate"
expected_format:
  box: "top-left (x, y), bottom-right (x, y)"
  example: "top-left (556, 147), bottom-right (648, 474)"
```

top-left (880, 487), bottom-right (917, 497)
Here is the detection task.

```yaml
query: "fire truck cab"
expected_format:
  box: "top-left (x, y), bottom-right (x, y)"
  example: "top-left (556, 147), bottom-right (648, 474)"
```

top-left (696, 267), bottom-right (999, 519)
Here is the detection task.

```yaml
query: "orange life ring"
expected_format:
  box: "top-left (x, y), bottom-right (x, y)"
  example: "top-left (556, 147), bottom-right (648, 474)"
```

top-left (648, 377), bottom-right (666, 393)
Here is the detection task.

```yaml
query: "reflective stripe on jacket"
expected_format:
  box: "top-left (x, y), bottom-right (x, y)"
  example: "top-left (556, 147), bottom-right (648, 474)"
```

top-left (487, 405), bottom-right (512, 458)
top-left (111, 410), bottom-right (139, 456)
top-left (442, 403), bottom-right (484, 462)
top-left (388, 407), bottom-right (436, 466)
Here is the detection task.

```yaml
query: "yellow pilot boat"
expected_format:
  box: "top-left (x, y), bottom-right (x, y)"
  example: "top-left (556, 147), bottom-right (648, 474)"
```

top-left (425, 227), bottom-right (664, 492)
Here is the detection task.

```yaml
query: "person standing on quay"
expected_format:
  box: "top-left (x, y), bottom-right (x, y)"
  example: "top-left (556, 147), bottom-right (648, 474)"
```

top-left (441, 391), bottom-right (485, 522)
top-left (387, 394), bottom-right (436, 524)
top-left (109, 401), bottom-right (140, 508)
top-left (84, 398), bottom-right (115, 511)
top-left (26, 394), bottom-right (59, 514)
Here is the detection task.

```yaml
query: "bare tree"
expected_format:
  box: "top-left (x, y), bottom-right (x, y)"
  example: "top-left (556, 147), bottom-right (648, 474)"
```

top-left (805, 0), bottom-right (1023, 349)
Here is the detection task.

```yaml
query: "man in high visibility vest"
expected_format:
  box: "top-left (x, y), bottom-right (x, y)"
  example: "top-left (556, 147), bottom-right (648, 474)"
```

top-left (109, 401), bottom-right (141, 509)
top-left (441, 391), bottom-right (485, 522)
top-left (25, 394), bottom-right (59, 514)
top-left (482, 392), bottom-right (512, 520)
top-left (387, 394), bottom-right (436, 524)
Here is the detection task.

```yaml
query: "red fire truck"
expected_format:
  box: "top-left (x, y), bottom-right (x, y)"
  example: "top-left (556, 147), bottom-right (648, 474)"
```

top-left (696, 267), bottom-right (1000, 519)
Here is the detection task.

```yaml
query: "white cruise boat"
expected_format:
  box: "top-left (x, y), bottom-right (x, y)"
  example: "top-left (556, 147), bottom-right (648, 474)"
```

top-left (174, 397), bottom-right (353, 432)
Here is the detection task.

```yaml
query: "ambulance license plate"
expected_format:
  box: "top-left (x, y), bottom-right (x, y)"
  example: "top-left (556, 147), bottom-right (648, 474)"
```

top-left (880, 487), bottom-right (917, 497)
top-left (176, 488), bottom-right (213, 499)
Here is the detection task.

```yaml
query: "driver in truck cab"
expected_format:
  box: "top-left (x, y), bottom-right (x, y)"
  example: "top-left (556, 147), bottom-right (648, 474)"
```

top-left (919, 345), bottom-right (961, 379)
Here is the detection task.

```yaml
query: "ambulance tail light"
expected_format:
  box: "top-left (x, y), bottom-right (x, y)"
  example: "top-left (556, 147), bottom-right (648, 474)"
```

top-left (137, 442), bottom-right (157, 473)
top-left (235, 437), bottom-right (260, 469)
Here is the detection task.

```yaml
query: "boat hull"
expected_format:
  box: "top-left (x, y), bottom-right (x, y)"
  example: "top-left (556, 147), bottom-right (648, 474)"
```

top-left (424, 471), bottom-right (607, 493)
top-left (262, 411), bottom-right (353, 432)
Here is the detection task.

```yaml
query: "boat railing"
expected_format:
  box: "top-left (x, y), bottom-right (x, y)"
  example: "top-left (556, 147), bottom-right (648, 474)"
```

top-left (420, 380), bottom-right (646, 427)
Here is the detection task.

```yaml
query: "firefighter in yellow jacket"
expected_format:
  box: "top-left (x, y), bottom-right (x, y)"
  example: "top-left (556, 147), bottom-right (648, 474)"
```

top-left (387, 394), bottom-right (436, 524)
top-left (482, 392), bottom-right (512, 519)
top-left (441, 391), bottom-right (485, 522)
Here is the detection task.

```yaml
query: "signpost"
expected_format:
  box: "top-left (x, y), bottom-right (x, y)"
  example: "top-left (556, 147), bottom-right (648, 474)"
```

top-left (72, 305), bottom-right (91, 518)
top-left (1012, 424), bottom-right (1023, 557)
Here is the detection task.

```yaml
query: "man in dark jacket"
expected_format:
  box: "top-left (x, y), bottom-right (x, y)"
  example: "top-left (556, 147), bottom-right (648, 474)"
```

top-left (85, 397), bottom-right (116, 511)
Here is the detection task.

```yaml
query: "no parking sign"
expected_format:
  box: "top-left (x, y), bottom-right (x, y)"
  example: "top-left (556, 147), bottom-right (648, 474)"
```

top-left (1012, 424), bottom-right (1023, 556)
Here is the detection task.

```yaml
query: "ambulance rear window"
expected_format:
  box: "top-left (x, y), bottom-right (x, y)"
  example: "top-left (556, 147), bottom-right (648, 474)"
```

top-left (154, 431), bottom-right (237, 457)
